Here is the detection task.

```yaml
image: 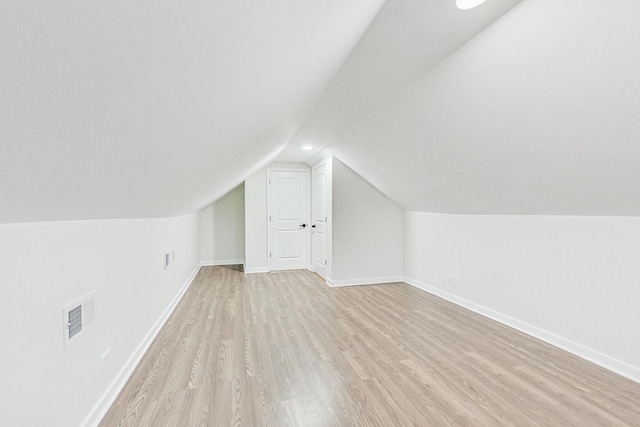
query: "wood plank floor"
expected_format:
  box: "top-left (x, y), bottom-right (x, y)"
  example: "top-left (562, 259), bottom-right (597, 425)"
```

top-left (100, 266), bottom-right (640, 426)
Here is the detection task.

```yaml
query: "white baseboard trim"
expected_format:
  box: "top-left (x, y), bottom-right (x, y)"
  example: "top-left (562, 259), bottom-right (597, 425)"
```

top-left (403, 276), bottom-right (640, 385)
top-left (200, 259), bottom-right (244, 266)
top-left (82, 263), bottom-right (203, 427)
top-left (244, 266), bottom-right (270, 274)
top-left (326, 276), bottom-right (404, 287)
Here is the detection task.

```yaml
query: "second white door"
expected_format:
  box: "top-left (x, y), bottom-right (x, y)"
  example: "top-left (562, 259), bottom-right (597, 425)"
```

top-left (312, 162), bottom-right (329, 279)
top-left (269, 170), bottom-right (309, 271)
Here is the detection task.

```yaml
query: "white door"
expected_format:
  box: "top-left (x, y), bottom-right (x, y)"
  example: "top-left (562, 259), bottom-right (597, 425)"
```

top-left (312, 163), bottom-right (329, 279)
top-left (269, 170), bottom-right (309, 271)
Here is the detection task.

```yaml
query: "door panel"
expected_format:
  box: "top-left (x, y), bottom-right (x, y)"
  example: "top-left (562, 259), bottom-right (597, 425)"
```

top-left (277, 178), bottom-right (301, 220)
top-left (269, 170), bottom-right (309, 271)
top-left (277, 230), bottom-right (301, 258)
top-left (312, 163), bottom-right (328, 279)
top-left (314, 174), bottom-right (326, 221)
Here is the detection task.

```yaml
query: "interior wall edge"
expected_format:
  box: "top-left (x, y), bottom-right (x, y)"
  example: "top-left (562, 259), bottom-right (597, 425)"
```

top-left (81, 263), bottom-right (203, 427)
top-left (403, 276), bottom-right (640, 385)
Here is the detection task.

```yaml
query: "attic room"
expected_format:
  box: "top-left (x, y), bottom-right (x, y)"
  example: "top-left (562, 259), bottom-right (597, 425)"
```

top-left (2, 0), bottom-right (640, 425)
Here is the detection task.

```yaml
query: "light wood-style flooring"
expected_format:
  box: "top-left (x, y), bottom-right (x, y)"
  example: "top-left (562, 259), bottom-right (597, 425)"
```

top-left (101, 266), bottom-right (640, 426)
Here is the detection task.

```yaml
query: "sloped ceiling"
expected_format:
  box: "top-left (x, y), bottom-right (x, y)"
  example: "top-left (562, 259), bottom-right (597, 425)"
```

top-left (278, 0), bottom-right (523, 161)
top-left (0, 0), bottom-right (385, 223)
top-left (299, 0), bottom-right (640, 216)
top-left (12, 0), bottom-right (631, 223)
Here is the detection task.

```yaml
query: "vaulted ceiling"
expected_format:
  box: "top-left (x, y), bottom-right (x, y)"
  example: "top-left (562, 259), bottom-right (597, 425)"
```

top-left (4, 0), bottom-right (638, 223)
top-left (1, 0), bottom-right (385, 223)
top-left (307, 0), bottom-right (640, 215)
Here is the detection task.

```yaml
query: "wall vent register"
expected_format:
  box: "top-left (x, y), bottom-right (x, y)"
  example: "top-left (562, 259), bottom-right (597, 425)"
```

top-left (67, 305), bottom-right (83, 339)
top-left (63, 292), bottom-right (96, 348)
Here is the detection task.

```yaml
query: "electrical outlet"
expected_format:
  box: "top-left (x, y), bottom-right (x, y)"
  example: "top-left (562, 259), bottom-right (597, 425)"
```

top-left (447, 275), bottom-right (456, 285)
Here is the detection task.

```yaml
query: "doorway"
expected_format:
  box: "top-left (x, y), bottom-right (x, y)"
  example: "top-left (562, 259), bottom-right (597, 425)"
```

top-left (268, 169), bottom-right (310, 271)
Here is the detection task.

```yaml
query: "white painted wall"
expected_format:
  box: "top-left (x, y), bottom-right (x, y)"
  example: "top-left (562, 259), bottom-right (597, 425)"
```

top-left (329, 158), bottom-right (403, 285)
top-left (404, 212), bottom-right (640, 381)
top-left (0, 215), bottom-right (200, 427)
top-left (199, 184), bottom-right (245, 265)
top-left (199, 204), bottom-right (215, 262)
top-left (244, 168), bottom-right (269, 273)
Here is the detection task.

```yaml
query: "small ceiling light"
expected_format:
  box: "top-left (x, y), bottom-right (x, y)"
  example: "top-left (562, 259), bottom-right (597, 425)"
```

top-left (456, 0), bottom-right (486, 9)
top-left (302, 145), bottom-right (313, 151)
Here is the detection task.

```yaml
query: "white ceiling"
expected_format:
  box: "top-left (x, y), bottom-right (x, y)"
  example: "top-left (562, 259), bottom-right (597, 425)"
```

top-left (278, 0), bottom-right (522, 161)
top-left (313, 0), bottom-right (640, 215)
top-left (0, 0), bottom-right (384, 223)
top-left (6, 0), bottom-right (636, 223)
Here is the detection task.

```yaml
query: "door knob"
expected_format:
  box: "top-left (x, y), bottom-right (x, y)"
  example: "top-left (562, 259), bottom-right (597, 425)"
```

top-left (299, 224), bottom-right (307, 228)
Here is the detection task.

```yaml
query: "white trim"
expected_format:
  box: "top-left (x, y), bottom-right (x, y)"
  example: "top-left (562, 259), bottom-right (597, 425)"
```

top-left (244, 266), bottom-right (270, 274)
top-left (82, 263), bottom-right (203, 427)
top-left (326, 276), bottom-right (404, 287)
top-left (200, 259), bottom-right (244, 266)
top-left (403, 276), bottom-right (640, 385)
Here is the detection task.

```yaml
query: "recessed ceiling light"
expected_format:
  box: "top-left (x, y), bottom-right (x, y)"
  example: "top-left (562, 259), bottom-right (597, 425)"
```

top-left (456, 0), bottom-right (486, 9)
top-left (302, 145), bottom-right (313, 151)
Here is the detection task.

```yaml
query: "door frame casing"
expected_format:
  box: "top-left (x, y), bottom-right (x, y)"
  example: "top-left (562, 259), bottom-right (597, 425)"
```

top-left (267, 166), bottom-right (311, 272)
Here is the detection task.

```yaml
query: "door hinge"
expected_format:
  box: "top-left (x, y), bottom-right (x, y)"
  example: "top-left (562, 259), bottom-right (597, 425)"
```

top-left (269, 179), bottom-right (272, 184)
top-left (325, 260), bottom-right (327, 265)
top-left (270, 252), bottom-right (272, 258)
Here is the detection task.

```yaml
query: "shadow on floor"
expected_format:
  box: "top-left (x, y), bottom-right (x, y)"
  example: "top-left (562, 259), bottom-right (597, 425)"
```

top-left (218, 264), bottom-right (243, 273)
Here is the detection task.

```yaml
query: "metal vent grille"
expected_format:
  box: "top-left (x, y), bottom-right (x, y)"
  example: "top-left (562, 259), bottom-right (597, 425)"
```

top-left (68, 305), bottom-right (83, 339)
top-left (63, 291), bottom-right (96, 348)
